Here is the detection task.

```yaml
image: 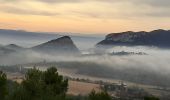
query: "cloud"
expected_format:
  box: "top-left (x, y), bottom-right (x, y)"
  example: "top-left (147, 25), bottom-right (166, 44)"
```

top-left (0, 0), bottom-right (170, 18)
top-left (1, 0), bottom-right (170, 7)
top-left (144, 9), bottom-right (170, 17)
top-left (39, 0), bottom-right (170, 8)
top-left (96, 0), bottom-right (170, 8)
top-left (37, 0), bottom-right (82, 3)
top-left (133, 0), bottom-right (170, 8)
top-left (0, 0), bottom-right (83, 4)
top-left (0, 5), bottom-right (60, 16)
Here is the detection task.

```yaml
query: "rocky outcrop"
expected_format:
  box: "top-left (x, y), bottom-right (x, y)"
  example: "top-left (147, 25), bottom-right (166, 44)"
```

top-left (97, 29), bottom-right (170, 48)
top-left (32, 36), bottom-right (80, 55)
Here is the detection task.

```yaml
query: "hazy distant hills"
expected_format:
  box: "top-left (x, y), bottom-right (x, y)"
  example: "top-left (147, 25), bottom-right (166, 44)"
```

top-left (0, 29), bottom-right (103, 50)
top-left (5, 44), bottom-right (24, 51)
top-left (0, 36), bottom-right (80, 56)
top-left (97, 29), bottom-right (170, 48)
top-left (0, 46), bottom-right (16, 56)
top-left (0, 29), bottom-right (58, 38)
top-left (0, 44), bottom-right (24, 55)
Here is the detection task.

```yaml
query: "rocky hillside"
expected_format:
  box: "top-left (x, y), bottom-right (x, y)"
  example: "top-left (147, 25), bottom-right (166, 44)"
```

top-left (0, 36), bottom-right (80, 56)
top-left (97, 29), bottom-right (170, 48)
top-left (32, 36), bottom-right (80, 55)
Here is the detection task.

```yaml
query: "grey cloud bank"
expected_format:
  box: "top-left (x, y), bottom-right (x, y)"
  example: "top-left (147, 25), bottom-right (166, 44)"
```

top-left (0, 0), bottom-right (170, 18)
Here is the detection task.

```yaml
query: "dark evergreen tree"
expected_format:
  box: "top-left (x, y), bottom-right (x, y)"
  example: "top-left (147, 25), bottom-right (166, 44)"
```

top-left (144, 96), bottom-right (160, 100)
top-left (12, 67), bottom-right (69, 100)
top-left (0, 71), bottom-right (7, 100)
top-left (88, 90), bottom-right (112, 100)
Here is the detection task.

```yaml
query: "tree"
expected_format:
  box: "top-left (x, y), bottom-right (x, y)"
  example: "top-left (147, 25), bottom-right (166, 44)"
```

top-left (43, 67), bottom-right (68, 96)
top-left (19, 67), bottom-right (68, 100)
top-left (144, 96), bottom-right (160, 100)
top-left (0, 71), bottom-right (7, 100)
top-left (88, 90), bottom-right (112, 100)
top-left (22, 67), bottom-right (43, 100)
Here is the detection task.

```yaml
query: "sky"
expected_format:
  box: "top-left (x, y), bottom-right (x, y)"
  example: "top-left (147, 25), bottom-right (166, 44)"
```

top-left (0, 0), bottom-right (170, 34)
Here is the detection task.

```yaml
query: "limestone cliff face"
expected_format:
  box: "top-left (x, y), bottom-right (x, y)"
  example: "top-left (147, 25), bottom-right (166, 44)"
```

top-left (97, 29), bottom-right (170, 48)
top-left (32, 36), bottom-right (80, 55)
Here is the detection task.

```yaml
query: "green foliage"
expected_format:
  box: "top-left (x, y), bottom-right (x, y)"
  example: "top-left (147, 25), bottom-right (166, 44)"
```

top-left (66, 95), bottom-right (87, 100)
top-left (0, 68), bottom-right (161, 100)
top-left (22, 68), bottom-right (43, 99)
top-left (144, 96), bottom-right (160, 100)
top-left (88, 90), bottom-right (112, 100)
top-left (44, 67), bottom-right (68, 96)
top-left (4, 67), bottom-right (68, 100)
top-left (0, 70), bottom-right (7, 100)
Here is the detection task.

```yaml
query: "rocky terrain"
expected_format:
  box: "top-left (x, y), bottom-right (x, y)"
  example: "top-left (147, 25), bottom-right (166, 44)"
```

top-left (32, 36), bottom-right (80, 55)
top-left (97, 29), bottom-right (170, 48)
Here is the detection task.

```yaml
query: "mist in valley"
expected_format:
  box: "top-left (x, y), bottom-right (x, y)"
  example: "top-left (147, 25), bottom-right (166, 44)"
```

top-left (0, 31), bottom-right (170, 87)
top-left (1, 44), bottom-right (170, 87)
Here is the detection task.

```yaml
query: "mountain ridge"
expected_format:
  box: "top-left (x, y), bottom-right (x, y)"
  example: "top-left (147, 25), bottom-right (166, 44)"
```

top-left (0, 36), bottom-right (80, 56)
top-left (32, 36), bottom-right (80, 55)
top-left (97, 29), bottom-right (170, 48)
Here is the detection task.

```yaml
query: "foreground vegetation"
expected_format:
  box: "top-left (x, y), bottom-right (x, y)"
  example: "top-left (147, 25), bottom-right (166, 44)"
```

top-left (0, 67), bottom-right (160, 100)
top-left (0, 67), bottom-right (113, 100)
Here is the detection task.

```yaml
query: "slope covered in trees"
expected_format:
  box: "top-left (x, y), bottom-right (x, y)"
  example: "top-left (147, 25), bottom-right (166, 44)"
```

top-left (0, 67), bottom-right (114, 100)
top-left (0, 67), bottom-right (159, 100)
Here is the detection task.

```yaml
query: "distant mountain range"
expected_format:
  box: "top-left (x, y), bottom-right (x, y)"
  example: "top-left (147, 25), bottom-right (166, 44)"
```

top-left (0, 29), bottom-right (103, 50)
top-left (0, 36), bottom-right (80, 56)
top-left (0, 44), bottom-right (25, 55)
top-left (5, 44), bottom-right (24, 51)
top-left (0, 45), bottom-right (16, 56)
top-left (97, 29), bottom-right (170, 48)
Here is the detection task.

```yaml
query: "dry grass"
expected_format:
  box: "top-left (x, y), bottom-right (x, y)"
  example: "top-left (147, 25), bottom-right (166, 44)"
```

top-left (67, 80), bottom-right (101, 96)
